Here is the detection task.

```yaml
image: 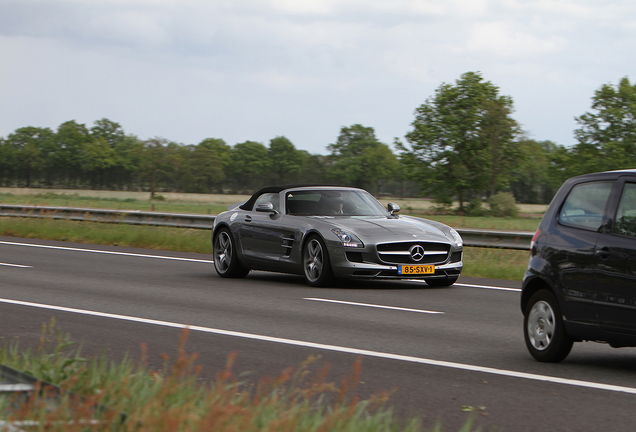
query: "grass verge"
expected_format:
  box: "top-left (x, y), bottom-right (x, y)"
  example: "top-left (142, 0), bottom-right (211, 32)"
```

top-left (0, 321), bottom-right (479, 432)
top-left (0, 217), bottom-right (528, 281)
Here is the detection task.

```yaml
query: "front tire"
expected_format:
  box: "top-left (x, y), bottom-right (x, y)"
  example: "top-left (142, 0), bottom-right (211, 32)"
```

top-left (524, 290), bottom-right (573, 362)
top-left (303, 235), bottom-right (334, 287)
top-left (213, 228), bottom-right (249, 278)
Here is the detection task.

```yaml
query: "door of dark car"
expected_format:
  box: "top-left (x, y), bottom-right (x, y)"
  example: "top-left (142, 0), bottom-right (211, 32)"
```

top-left (594, 180), bottom-right (636, 334)
top-left (238, 193), bottom-right (281, 262)
top-left (237, 193), bottom-right (296, 266)
top-left (552, 180), bottom-right (614, 325)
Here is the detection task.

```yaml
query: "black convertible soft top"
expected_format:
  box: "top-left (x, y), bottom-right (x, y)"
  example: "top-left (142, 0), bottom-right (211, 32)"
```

top-left (238, 184), bottom-right (335, 211)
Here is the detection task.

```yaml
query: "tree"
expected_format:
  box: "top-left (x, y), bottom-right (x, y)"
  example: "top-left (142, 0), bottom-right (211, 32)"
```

top-left (54, 121), bottom-right (92, 187)
top-left (297, 151), bottom-right (327, 185)
top-left (479, 99), bottom-right (522, 196)
top-left (163, 142), bottom-right (189, 192)
top-left (90, 118), bottom-right (126, 148)
top-left (113, 135), bottom-right (144, 190)
top-left (186, 138), bottom-right (230, 193)
top-left (81, 137), bottom-right (117, 189)
top-left (140, 137), bottom-right (173, 198)
top-left (573, 76), bottom-right (636, 174)
top-left (0, 138), bottom-right (15, 186)
top-left (359, 143), bottom-right (400, 194)
top-left (327, 124), bottom-right (396, 189)
top-left (509, 139), bottom-right (564, 204)
top-left (398, 72), bottom-right (520, 212)
top-left (5, 127), bottom-right (54, 187)
top-left (227, 141), bottom-right (270, 192)
top-left (268, 136), bottom-right (302, 185)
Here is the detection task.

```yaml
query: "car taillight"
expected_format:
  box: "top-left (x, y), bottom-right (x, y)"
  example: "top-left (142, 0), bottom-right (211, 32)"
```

top-left (530, 229), bottom-right (541, 250)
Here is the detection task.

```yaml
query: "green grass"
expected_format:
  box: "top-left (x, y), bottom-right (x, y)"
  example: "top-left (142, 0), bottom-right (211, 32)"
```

top-left (0, 217), bottom-right (213, 254)
top-left (413, 214), bottom-right (540, 232)
top-left (0, 191), bottom-right (229, 215)
top-left (2, 321), bottom-right (453, 432)
top-left (462, 247), bottom-right (528, 280)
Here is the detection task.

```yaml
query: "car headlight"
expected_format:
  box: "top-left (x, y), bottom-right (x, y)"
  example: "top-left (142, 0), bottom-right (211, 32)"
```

top-left (331, 228), bottom-right (364, 248)
top-left (449, 228), bottom-right (463, 248)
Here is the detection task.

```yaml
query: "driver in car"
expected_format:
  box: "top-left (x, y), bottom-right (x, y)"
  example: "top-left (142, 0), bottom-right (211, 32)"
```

top-left (328, 196), bottom-right (344, 214)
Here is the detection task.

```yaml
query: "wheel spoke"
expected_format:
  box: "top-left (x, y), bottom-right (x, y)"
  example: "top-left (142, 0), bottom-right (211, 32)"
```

top-left (304, 239), bottom-right (323, 282)
top-left (528, 300), bottom-right (555, 350)
top-left (215, 232), bottom-right (232, 272)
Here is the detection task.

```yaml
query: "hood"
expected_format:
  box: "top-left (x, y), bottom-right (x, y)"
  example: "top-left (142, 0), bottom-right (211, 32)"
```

top-left (323, 216), bottom-right (451, 243)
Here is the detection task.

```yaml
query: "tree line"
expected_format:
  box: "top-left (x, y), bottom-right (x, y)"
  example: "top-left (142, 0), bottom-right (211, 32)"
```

top-left (1, 72), bottom-right (634, 207)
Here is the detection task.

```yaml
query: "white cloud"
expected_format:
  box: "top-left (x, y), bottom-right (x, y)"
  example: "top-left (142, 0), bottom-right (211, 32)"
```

top-left (465, 22), bottom-right (568, 58)
top-left (85, 9), bottom-right (172, 48)
top-left (1, 0), bottom-right (636, 152)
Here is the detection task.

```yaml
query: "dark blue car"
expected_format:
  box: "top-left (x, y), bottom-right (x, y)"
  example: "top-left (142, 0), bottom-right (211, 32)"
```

top-left (522, 169), bottom-right (636, 362)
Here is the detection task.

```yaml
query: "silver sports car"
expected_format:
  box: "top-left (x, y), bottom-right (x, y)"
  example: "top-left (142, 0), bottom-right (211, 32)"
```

top-left (212, 185), bottom-right (463, 287)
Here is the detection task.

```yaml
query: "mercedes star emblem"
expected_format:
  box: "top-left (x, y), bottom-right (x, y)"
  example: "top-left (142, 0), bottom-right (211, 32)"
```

top-left (409, 245), bottom-right (425, 262)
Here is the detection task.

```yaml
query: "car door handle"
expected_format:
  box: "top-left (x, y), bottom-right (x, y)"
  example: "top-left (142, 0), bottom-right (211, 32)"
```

top-left (245, 215), bottom-right (252, 222)
top-left (595, 247), bottom-right (611, 259)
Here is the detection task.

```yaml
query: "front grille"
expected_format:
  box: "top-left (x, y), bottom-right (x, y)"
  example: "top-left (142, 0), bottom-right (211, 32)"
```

top-left (376, 241), bottom-right (450, 265)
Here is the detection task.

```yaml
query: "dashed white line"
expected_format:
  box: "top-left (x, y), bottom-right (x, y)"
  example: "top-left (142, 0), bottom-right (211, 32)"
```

top-left (0, 263), bottom-right (32, 268)
top-left (1, 296), bottom-right (635, 396)
top-left (305, 298), bottom-right (444, 314)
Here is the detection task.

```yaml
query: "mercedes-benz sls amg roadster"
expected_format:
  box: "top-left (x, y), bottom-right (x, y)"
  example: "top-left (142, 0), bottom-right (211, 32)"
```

top-left (212, 185), bottom-right (463, 287)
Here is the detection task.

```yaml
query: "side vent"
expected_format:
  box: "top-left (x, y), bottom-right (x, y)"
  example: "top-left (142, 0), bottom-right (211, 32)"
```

top-left (282, 235), bottom-right (295, 257)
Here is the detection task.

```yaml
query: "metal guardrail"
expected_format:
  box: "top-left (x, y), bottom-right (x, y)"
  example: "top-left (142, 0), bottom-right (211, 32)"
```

top-left (456, 228), bottom-right (533, 250)
top-left (0, 204), bottom-right (534, 250)
top-left (0, 204), bottom-right (214, 229)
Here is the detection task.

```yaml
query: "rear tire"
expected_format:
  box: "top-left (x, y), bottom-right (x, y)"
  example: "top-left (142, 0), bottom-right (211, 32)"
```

top-left (303, 235), bottom-right (334, 287)
top-left (213, 228), bottom-right (249, 278)
top-left (524, 290), bottom-right (573, 362)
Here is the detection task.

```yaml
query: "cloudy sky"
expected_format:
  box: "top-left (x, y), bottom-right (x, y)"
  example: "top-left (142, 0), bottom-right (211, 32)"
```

top-left (1, 0), bottom-right (634, 154)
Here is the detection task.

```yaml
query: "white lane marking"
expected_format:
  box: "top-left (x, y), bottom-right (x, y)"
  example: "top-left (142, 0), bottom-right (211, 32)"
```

top-left (407, 279), bottom-right (521, 292)
top-left (0, 263), bottom-right (33, 268)
top-left (456, 283), bottom-right (521, 292)
top-left (305, 298), bottom-right (444, 314)
top-left (0, 241), bottom-right (214, 264)
top-left (2, 297), bottom-right (636, 396)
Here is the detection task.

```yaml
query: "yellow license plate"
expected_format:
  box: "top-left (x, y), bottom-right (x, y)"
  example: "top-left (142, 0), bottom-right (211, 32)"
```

top-left (398, 265), bottom-right (435, 275)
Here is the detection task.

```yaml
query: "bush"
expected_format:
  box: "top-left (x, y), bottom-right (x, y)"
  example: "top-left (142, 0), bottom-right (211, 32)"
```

top-left (488, 192), bottom-right (519, 217)
top-left (465, 199), bottom-right (486, 217)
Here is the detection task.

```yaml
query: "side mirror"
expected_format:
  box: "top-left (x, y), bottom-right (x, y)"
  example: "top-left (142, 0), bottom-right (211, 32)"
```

top-left (255, 202), bottom-right (278, 214)
top-left (387, 202), bottom-right (400, 215)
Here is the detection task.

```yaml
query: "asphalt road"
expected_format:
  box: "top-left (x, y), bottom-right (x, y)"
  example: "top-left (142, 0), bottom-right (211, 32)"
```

top-left (2, 236), bottom-right (636, 431)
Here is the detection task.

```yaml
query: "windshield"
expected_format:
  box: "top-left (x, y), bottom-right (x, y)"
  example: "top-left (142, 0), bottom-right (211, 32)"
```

top-left (285, 189), bottom-right (388, 216)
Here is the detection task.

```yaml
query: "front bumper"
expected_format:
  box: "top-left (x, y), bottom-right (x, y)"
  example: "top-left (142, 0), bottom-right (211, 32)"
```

top-left (327, 243), bottom-right (463, 280)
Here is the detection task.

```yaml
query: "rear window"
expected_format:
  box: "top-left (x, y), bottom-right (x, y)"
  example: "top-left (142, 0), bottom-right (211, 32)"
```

top-left (558, 181), bottom-right (613, 231)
